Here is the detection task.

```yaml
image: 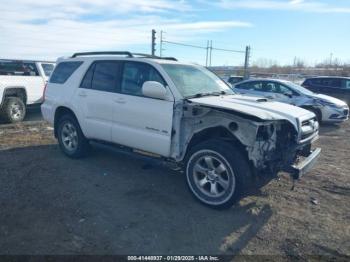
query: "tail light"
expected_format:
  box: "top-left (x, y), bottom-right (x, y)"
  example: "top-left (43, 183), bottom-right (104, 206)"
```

top-left (43, 82), bottom-right (48, 102)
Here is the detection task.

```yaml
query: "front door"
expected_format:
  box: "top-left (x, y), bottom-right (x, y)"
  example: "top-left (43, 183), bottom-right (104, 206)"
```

top-left (111, 61), bottom-right (174, 157)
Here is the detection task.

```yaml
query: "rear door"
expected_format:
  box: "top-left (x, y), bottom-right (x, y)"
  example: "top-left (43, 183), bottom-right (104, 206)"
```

top-left (111, 61), bottom-right (174, 156)
top-left (76, 61), bottom-right (122, 141)
top-left (319, 78), bottom-right (344, 100)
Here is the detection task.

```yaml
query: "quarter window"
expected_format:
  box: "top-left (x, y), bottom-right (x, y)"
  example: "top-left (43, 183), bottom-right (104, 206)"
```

top-left (80, 63), bottom-right (95, 89)
top-left (121, 62), bottom-right (165, 96)
top-left (50, 61), bottom-right (83, 84)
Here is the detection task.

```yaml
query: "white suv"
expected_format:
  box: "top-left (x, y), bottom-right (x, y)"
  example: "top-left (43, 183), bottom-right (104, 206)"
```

top-left (42, 52), bottom-right (321, 208)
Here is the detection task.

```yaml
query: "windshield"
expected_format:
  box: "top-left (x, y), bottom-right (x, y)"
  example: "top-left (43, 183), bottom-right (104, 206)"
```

top-left (286, 81), bottom-right (315, 96)
top-left (161, 64), bottom-right (234, 98)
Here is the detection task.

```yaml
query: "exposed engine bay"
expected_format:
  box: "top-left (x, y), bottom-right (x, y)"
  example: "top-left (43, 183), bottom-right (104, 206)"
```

top-left (170, 100), bottom-right (319, 178)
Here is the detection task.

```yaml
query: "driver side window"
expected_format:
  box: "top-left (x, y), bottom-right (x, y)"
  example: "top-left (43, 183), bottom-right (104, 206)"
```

top-left (121, 62), bottom-right (165, 97)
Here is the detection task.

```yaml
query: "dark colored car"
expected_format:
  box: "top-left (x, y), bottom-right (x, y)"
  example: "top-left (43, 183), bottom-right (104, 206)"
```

top-left (227, 76), bottom-right (244, 85)
top-left (302, 77), bottom-right (350, 106)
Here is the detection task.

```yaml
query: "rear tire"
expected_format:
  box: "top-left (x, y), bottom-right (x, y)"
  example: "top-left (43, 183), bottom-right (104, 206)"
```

top-left (0, 97), bottom-right (26, 123)
top-left (57, 114), bottom-right (89, 158)
top-left (185, 139), bottom-right (252, 209)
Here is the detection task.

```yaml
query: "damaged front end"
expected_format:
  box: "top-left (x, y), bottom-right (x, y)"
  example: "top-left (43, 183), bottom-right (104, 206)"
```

top-left (171, 100), bottom-right (321, 180)
top-left (249, 118), bottom-right (321, 179)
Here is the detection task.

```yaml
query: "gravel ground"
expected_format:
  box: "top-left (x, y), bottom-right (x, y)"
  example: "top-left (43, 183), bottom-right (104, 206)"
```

top-left (0, 111), bottom-right (349, 259)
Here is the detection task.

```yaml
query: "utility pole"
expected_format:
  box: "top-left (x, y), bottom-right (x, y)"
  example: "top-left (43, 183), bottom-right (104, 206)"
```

top-left (160, 30), bottom-right (165, 57)
top-left (330, 53), bottom-right (333, 66)
top-left (209, 40), bottom-right (213, 67)
top-left (205, 40), bottom-right (209, 67)
top-left (244, 45), bottom-right (251, 79)
top-left (151, 29), bottom-right (156, 56)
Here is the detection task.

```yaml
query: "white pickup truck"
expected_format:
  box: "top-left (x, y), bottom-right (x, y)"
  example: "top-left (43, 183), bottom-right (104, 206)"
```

top-left (42, 52), bottom-right (321, 208)
top-left (0, 59), bottom-right (55, 123)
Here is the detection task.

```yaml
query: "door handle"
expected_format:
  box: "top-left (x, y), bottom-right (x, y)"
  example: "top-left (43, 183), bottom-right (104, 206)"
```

top-left (114, 98), bottom-right (126, 104)
top-left (78, 91), bottom-right (87, 97)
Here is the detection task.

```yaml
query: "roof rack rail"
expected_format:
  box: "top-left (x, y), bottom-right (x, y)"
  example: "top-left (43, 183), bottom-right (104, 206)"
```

top-left (71, 51), bottom-right (133, 58)
top-left (132, 53), bottom-right (177, 61)
top-left (132, 53), bottom-right (155, 58)
top-left (160, 57), bottom-right (177, 61)
top-left (71, 51), bottom-right (177, 61)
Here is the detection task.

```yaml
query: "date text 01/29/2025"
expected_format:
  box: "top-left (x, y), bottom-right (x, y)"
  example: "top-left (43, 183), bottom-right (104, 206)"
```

top-left (127, 256), bottom-right (220, 261)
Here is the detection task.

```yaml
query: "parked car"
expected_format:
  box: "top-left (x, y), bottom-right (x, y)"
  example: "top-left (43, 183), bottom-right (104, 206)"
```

top-left (302, 77), bottom-right (350, 106)
top-left (42, 51), bottom-right (320, 208)
top-left (227, 76), bottom-right (244, 85)
top-left (0, 59), bottom-right (55, 123)
top-left (233, 79), bottom-right (349, 123)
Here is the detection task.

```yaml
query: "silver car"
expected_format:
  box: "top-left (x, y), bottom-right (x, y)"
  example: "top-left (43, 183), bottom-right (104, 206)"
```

top-left (233, 79), bottom-right (349, 123)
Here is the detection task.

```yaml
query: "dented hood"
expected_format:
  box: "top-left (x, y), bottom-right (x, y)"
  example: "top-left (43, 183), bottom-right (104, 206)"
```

top-left (189, 94), bottom-right (315, 129)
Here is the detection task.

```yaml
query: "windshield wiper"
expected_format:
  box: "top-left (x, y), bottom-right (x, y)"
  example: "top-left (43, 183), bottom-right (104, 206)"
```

top-left (186, 91), bottom-right (227, 99)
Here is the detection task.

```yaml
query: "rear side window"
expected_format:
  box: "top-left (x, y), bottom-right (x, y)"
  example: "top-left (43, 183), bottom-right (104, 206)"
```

top-left (50, 61), bottom-right (83, 84)
top-left (236, 81), bottom-right (262, 91)
top-left (0, 60), bottom-right (39, 76)
top-left (330, 78), bottom-right (342, 88)
top-left (92, 62), bottom-right (122, 92)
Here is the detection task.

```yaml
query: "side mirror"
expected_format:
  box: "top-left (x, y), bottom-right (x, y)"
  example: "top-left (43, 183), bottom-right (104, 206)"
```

top-left (284, 92), bottom-right (293, 98)
top-left (142, 81), bottom-right (167, 100)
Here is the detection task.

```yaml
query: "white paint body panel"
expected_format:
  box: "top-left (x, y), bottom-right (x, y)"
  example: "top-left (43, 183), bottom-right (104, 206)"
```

top-left (0, 62), bottom-right (55, 105)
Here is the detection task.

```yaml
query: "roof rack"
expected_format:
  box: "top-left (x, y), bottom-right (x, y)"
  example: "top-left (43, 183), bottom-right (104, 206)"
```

top-left (71, 51), bottom-right (133, 58)
top-left (132, 53), bottom-right (177, 61)
top-left (71, 51), bottom-right (177, 61)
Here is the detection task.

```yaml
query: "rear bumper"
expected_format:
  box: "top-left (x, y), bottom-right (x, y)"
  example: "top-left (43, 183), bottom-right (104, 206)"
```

top-left (288, 148), bottom-right (321, 180)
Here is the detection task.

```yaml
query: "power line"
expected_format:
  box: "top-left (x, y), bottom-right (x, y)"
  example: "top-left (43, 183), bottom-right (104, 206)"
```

top-left (162, 40), bottom-right (207, 50)
top-left (211, 47), bottom-right (245, 54)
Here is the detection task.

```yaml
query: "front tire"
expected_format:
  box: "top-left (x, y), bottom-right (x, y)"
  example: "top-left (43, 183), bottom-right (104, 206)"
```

top-left (0, 97), bottom-right (26, 123)
top-left (308, 108), bottom-right (322, 124)
top-left (185, 139), bottom-right (252, 209)
top-left (57, 114), bottom-right (89, 158)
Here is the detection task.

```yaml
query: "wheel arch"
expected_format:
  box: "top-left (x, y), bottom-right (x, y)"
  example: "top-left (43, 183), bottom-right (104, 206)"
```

top-left (184, 126), bottom-right (248, 161)
top-left (54, 106), bottom-right (82, 138)
top-left (1, 86), bottom-right (27, 105)
top-left (301, 105), bottom-right (322, 121)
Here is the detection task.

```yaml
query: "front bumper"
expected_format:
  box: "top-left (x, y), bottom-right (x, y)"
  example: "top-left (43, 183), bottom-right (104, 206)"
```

top-left (289, 148), bottom-right (321, 180)
top-left (323, 106), bottom-right (349, 122)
